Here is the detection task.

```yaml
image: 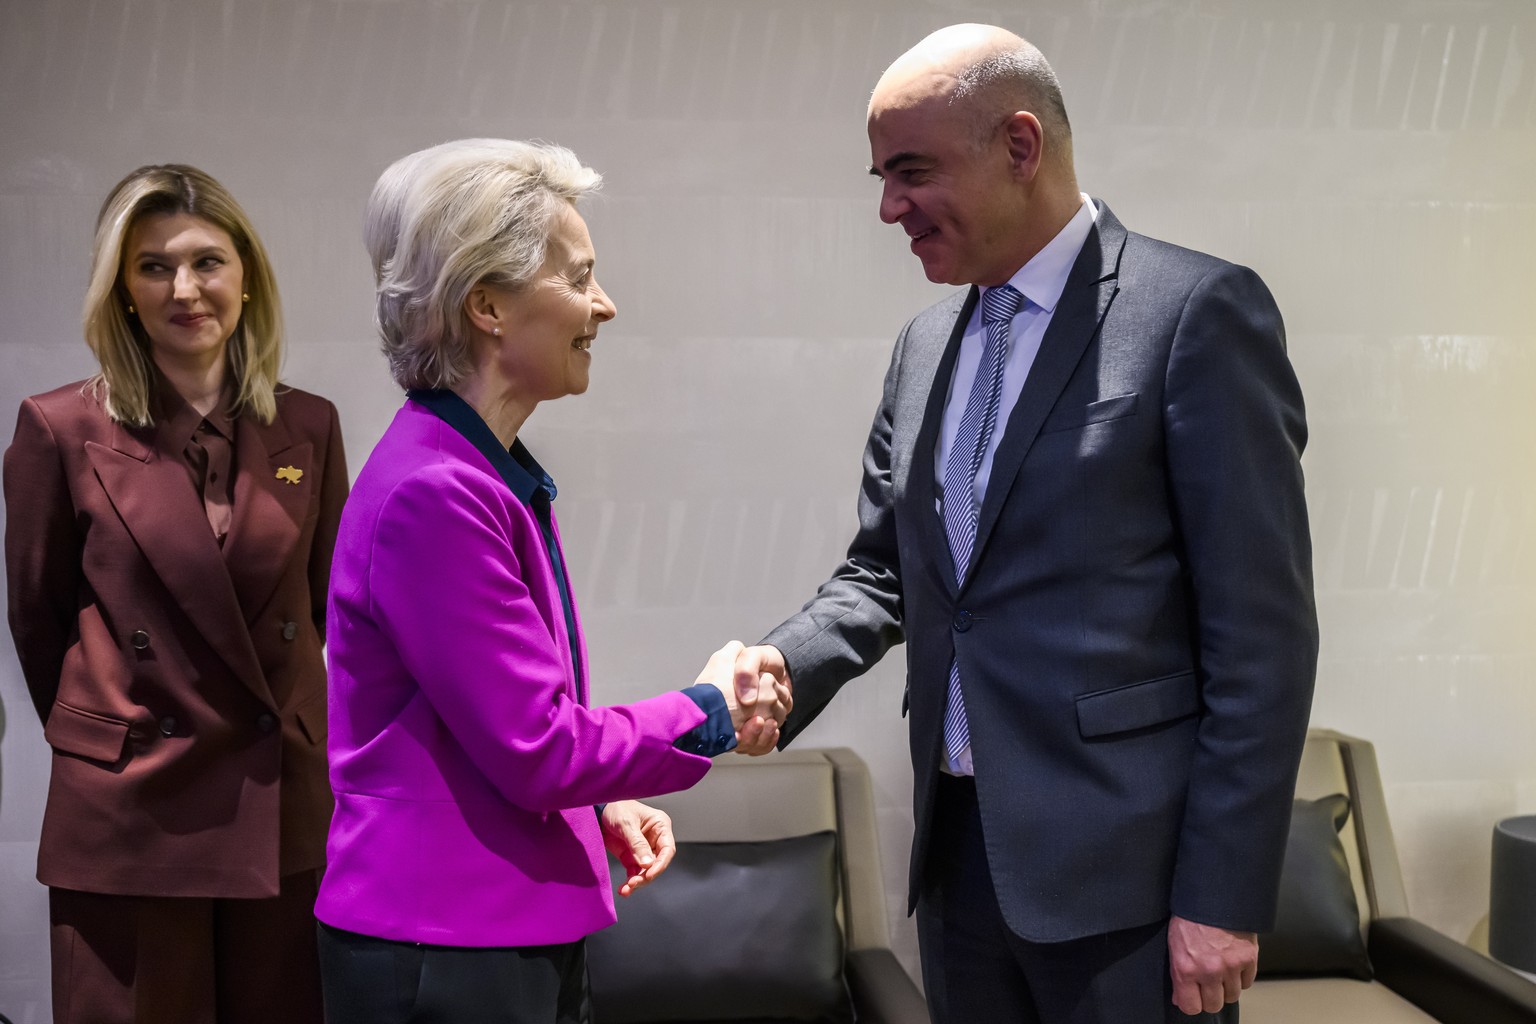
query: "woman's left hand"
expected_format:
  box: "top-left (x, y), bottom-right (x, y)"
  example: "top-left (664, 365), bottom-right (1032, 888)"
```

top-left (600, 800), bottom-right (677, 897)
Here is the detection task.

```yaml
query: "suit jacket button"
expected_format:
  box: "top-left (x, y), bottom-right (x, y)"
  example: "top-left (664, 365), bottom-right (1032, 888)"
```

top-left (952, 610), bottom-right (973, 632)
top-left (256, 712), bottom-right (279, 734)
top-left (158, 715), bottom-right (177, 736)
top-left (130, 630), bottom-right (151, 650)
top-left (281, 621), bottom-right (298, 641)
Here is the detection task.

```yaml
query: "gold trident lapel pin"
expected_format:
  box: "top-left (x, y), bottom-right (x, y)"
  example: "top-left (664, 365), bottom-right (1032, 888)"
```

top-left (275, 466), bottom-right (304, 485)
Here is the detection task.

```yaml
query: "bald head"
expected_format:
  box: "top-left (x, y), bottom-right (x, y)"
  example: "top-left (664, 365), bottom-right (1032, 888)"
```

top-left (872, 24), bottom-right (1072, 164)
top-left (865, 25), bottom-right (1081, 286)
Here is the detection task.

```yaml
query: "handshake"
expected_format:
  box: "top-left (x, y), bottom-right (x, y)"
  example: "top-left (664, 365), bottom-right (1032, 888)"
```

top-left (604, 641), bottom-right (793, 896)
top-left (694, 641), bottom-right (792, 756)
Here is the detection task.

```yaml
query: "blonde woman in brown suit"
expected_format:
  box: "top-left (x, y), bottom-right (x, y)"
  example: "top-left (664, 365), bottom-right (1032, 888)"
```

top-left (4, 164), bottom-right (347, 1024)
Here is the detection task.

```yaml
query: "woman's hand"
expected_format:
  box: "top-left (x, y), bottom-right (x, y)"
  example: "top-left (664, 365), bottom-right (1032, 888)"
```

top-left (600, 800), bottom-right (676, 897)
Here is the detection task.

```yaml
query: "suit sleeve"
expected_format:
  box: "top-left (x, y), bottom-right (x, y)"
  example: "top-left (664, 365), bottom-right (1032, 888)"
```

top-left (1163, 264), bottom-right (1319, 932)
top-left (365, 464), bottom-right (711, 813)
top-left (765, 321), bottom-right (910, 745)
top-left (4, 397), bottom-right (85, 724)
top-left (308, 401), bottom-right (349, 642)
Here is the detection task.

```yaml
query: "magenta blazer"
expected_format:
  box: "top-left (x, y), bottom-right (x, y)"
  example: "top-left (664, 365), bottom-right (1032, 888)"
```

top-left (316, 396), bottom-right (712, 946)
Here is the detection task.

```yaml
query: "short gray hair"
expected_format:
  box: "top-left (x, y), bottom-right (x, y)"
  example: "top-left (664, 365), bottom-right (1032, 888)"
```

top-left (952, 43), bottom-right (1072, 154)
top-left (363, 139), bottom-right (476, 284)
top-left (368, 139), bottom-right (602, 390)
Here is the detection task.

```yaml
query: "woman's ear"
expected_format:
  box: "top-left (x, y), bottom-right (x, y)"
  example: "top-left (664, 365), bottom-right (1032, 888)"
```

top-left (463, 284), bottom-right (504, 338)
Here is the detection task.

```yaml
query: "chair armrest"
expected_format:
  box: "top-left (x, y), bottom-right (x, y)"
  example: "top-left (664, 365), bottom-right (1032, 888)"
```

top-left (1369, 917), bottom-right (1536, 1024)
top-left (845, 948), bottom-right (930, 1024)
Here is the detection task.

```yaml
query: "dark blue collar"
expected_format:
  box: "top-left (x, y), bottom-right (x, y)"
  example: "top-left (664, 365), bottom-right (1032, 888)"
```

top-left (406, 388), bottom-right (557, 506)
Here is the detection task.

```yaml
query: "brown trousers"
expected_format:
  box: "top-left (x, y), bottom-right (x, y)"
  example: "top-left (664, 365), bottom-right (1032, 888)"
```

top-left (48, 871), bottom-right (323, 1024)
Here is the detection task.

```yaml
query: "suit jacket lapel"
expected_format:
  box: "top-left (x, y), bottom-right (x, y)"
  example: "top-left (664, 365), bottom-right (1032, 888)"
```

top-left (911, 287), bottom-right (980, 597)
top-left (970, 206), bottom-right (1127, 575)
top-left (222, 409), bottom-right (309, 629)
top-left (85, 421), bottom-right (271, 703)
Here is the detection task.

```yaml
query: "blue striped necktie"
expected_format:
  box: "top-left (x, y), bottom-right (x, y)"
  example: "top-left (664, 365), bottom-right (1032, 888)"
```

top-left (940, 283), bottom-right (1025, 767)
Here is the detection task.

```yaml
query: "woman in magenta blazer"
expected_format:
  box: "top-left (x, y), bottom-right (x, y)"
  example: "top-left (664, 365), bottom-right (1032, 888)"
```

top-left (315, 140), bottom-right (788, 1023)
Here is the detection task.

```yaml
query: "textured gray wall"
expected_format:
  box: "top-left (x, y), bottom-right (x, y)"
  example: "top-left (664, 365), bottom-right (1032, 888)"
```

top-left (2, 1), bottom-right (1534, 1018)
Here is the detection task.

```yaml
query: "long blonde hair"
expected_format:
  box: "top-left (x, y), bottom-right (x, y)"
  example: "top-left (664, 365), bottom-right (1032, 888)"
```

top-left (83, 164), bottom-right (283, 425)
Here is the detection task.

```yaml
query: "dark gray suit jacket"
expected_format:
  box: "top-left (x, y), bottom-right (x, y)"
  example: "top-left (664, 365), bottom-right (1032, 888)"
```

top-left (767, 202), bottom-right (1318, 943)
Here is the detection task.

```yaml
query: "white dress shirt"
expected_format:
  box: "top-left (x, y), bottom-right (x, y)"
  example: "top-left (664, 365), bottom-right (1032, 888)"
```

top-left (935, 194), bottom-right (1098, 775)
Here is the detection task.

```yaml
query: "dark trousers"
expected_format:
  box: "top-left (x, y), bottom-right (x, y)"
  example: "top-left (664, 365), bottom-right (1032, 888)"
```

top-left (317, 923), bottom-right (590, 1024)
top-left (917, 774), bottom-right (1237, 1024)
top-left (48, 870), bottom-right (324, 1024)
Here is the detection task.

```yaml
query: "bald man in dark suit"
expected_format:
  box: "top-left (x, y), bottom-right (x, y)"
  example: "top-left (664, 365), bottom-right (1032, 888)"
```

top-left (736, 24), bottom-right (1318, 1024)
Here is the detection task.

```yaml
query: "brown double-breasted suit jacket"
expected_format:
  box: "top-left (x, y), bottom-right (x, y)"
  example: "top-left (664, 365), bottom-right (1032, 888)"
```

top-left (4, 379), bottom-right (347, 898)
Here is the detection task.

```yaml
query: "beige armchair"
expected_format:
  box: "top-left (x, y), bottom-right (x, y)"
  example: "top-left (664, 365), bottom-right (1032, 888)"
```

top-left (587, 748), bottom-right (928, 1024)
top-left (1247, 728), bottom-right (1536, 1023)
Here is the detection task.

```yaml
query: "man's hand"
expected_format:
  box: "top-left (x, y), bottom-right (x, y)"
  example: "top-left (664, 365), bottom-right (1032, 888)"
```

top-left (732, 644), bottom-right (792, 756)
top-left (694, 641), bottom-right (790, 755)
top-left (601, 800), bottom-right (676, 897)
top-left (1167, 915), bottom-right (1258, 1015)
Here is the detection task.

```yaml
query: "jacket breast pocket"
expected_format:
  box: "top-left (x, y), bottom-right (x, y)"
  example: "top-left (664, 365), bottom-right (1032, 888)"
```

top-left (1039, 393), bottom-right (1139, 435)
top-left (1075, 670), bottom-right (1199, 738)
top-left (44, 701), bottom-right (131, 766)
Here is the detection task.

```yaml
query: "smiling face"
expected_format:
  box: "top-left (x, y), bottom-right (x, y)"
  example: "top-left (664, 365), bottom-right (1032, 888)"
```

top-left (492, 202), bottom-right (616, 403)
top-left (868, 91), bottom-right (1030, 288)
top-left (121, 211), bottom-right (245, 375)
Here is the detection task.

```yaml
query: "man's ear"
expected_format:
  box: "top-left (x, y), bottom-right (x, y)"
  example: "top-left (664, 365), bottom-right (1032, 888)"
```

top-left (463, 283), bottom-right (503, 337)
top-left (1001, 110), bottom-right (1045, 181)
